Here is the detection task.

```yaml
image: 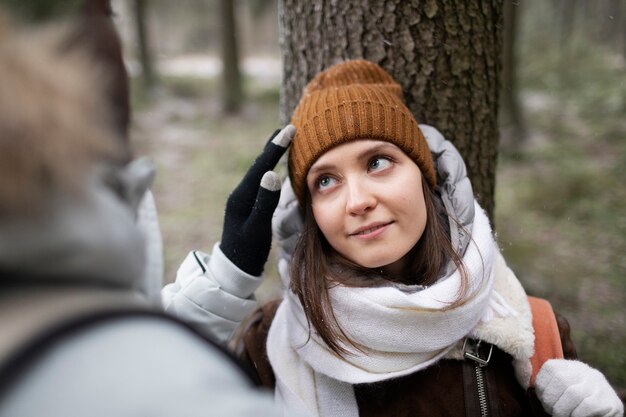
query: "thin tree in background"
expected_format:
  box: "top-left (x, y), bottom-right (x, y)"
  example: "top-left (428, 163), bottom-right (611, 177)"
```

top-left (220, 0), bottom-right (243, 113)
top-left (607, 0), bottom-right (625, 58)
top-left (556, 0), bottom-right (576, 52)
top-left (620, 0), bottom-right (626, 60)
top-left (279, 0), bottom-right (503, 221)
top-left (133, 0), bottom-right (156, 90)
top-left (602, 0), bottom-right (621, 46)
top-left (0, 0), bottom-right (83, 21)
top-left (500, 0), bottom-right (526, 149)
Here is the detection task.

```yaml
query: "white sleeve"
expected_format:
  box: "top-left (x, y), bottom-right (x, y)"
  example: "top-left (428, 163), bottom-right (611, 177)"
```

top-left (161, 243), bottom-right (264, 346)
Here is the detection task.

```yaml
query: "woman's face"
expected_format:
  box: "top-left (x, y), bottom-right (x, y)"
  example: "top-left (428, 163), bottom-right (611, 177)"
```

top-left (306, 139), bottom-right (427, 276)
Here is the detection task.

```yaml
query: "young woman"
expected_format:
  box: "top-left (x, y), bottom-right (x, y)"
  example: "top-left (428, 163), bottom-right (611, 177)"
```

top-left (163, 60), bottom-right (622, 417)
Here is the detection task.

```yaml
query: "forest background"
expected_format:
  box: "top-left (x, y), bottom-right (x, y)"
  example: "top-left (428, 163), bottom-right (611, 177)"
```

top-left (122, 0), bottom-right (625, 394)
top-left (6, 0), bottom-right (626, 395)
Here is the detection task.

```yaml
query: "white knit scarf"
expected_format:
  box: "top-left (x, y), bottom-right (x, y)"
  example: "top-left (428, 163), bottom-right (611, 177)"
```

top-left (266, 202), bottom-right (511, 417)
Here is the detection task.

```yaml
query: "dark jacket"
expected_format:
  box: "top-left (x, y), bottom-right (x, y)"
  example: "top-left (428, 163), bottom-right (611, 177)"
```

top-left (235, 300), bottom-right (578, 417)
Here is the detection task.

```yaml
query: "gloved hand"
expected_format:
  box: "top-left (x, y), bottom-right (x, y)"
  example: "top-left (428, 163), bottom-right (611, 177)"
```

top-left (535, 359), bottom-right (624, 417)
top-left (219, 125), bottom-right (295, 276)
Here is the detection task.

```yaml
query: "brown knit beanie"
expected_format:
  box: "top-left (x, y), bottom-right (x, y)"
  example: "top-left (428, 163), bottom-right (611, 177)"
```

top-left (288, 59), bottom-right (436, 205)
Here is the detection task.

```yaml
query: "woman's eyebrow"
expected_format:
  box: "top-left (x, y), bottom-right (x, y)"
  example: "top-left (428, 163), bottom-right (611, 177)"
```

top-left (308, 142), bottom-right (399, 177)
top-left (354, 142), bottom-right (398, 160)
top-left (308, 162), bottom-right (335, 177)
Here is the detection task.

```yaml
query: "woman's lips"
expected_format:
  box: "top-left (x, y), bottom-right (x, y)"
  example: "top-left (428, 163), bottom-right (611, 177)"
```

top-left (350, 222), bottom-right (393, 240)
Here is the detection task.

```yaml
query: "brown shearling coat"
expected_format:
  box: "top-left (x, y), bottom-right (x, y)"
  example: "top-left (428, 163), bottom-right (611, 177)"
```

top-left (235, 299), bottom-right (577, 417)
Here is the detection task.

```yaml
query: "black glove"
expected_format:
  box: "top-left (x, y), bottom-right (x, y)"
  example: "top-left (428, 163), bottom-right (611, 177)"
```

top-left (219, 125), bottom-right (295, 276)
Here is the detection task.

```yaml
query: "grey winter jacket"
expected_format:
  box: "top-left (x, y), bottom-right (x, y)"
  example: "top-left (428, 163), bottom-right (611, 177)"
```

top-left (0, 160), bottom-right (285, 417)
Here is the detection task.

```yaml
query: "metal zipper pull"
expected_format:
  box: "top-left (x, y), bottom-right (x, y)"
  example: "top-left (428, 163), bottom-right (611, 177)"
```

top-left (463, 338), bottom-right (494, 417)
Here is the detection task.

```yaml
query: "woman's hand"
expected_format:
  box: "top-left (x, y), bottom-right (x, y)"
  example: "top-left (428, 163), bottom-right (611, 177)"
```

top-left (219, 125), bottom-right (295, 276)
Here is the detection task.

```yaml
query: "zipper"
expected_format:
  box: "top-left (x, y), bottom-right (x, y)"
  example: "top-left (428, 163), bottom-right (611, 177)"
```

top-left (463, 338), bottom-right (494, 417)
top-left (474, 361), bottom-right (489, 417)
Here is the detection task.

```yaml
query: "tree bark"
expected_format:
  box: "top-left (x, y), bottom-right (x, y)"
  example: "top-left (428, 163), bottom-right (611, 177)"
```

top-left (220, 0), bottom-right (243, 113)
top-left (279, 0), bottom-right (503, 221)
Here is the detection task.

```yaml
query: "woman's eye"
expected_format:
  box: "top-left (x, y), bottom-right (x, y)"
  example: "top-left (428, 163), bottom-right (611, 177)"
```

top-left (368, 156), bottom-right (392, 172)
top-left (317, 176), bottom-right (336, 190)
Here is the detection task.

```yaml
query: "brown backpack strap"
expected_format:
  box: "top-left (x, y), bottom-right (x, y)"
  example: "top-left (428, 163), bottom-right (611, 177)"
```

top-left (528, 296), bottom-right (564, 387)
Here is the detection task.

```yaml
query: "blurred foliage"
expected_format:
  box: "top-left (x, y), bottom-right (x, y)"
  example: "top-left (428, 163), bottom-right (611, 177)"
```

top-left (0, 0), bottom-right (83, 22)
top-left (124, 0), bottom-right (625, 395)
top-left (130, 74), bottom-right (283, 298)
top-left (497, 0), bottom-right (626, 391)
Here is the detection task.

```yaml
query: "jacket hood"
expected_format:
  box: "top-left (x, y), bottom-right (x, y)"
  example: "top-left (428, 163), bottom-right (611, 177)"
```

top-left (0, 17), bottom-right (158, 296)
top-left (0, 158), bottom-right (156, 294)
top-left (271, 124), bottom-right (475, 274)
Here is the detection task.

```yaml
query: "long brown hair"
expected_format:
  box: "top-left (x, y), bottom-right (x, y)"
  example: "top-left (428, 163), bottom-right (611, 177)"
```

top-left (289, 175), bottom-right (469, 356)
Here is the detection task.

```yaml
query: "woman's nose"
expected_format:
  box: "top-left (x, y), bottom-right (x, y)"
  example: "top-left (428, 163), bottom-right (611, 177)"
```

top-left (346, 180), bottom-right (376, 215)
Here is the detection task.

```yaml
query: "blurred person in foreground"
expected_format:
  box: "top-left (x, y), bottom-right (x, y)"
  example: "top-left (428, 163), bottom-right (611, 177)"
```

top-left (0, 5), bottom-right (291, 417)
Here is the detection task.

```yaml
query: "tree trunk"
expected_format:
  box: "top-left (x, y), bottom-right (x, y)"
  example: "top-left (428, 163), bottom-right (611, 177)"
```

top-left (220, 0), bottom-right (243, 113)
top-left (279, 0), bottom-right (503, 222)
top-left (133, 0), bottom-right (156, 90)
